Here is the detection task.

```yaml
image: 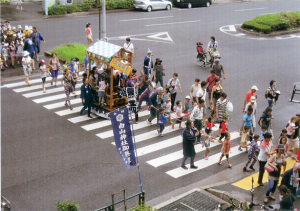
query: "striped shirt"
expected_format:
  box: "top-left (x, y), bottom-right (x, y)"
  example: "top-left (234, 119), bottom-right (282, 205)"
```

top-left (216, 99), bottom-right (227, 121)
top-left (190, 106), bottom-right (203, 121)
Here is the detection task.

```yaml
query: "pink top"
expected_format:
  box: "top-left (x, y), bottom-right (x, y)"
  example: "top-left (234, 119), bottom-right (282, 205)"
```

top-left (176, 106), bottom-right (182, 118)
top-left (221, 139), bottom-right (230, 155)
top-left (86, 27), bottom-right (92, 36)
top-left (98, 81), bottom-right (106, 92)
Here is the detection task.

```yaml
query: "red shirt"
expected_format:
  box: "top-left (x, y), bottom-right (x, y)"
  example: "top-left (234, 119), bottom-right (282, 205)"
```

top-left (297, 149), bottom-right (300, 162)
top-left (86, 27), bottom-right (91, 35)
top-left (244, 90), bottom-right (257, 103)
top-left (206, 122), bottom-right (215, 129)
top-left (220, 121), bottom-right (227, 133)
top-left (206, 75), bottom-right (219, 91)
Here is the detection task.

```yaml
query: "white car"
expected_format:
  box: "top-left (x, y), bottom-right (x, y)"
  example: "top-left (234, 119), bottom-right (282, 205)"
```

top-left (134, 0), bottom-right (172, 12)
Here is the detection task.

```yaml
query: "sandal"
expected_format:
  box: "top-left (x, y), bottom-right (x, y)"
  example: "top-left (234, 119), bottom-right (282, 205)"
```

top-left (218, 162), bottom-right (222, 165)
top-left (269, 195), bottom-right (276, 201)
top-left (70, 106), bottom-right (73, 110)
top-left (264, 197), bottom-right (268, 204)
top-left (228, 164), bottom-right (233, 168)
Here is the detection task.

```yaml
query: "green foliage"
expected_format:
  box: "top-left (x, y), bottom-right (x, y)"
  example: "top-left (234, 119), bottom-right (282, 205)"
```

top-left (50, 44), bottom-right (87, 63)
top-left (242, 11), bottom-right (300, 34)
top-left (55, 200), bottom-right (80, 211)
top-left (0, 0), bottom-right (10, 3)
top-left (129, 202), bottom-right (158, 211)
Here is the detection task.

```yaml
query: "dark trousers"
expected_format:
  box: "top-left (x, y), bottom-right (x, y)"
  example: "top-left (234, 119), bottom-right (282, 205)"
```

top-left (160, 124), bottom-right (165, 133)
top-left (182, 155), bottom-right (195, 167)
top-left (155, 78), bottom-right (163, 88)
top-left (219, 132), bottom-right (226, 141)
top-left (194, 119), bottom-right (202, 142)
top-left (171, 92), bottom-right (177, 111)
top-left (80, 102), bottom-right (92, 116)
top-left (258, 160), bottom-right (267, 184)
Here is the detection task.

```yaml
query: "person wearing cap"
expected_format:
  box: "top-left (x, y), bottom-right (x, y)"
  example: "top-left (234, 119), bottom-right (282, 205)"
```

top-left (86, 23), bottom-right (93, 46)
top-left (181, 120), bottom-right (200, 170)
top-left (39, 59), bottom-right (50, 93)
top-left (243, 86), bottom-right (258, 112)
top-left (147, 87), bottom-right (164, 125)
top-left (30, 26), bottom-right (46, 62)
top-left (245, 96), bottom-right (257, 132)
top-left (263, 144), bottom-right (286, 204)
top-left (212, 58), bottom-right (225, 83)
top-left (153, 58), bottom-right (164, 87)
top-left (143, 51), bottom-right (153, 76)
top-left (266, 80), bottom-right (279, 108)
top-left (281, 163), bottom-right (300, 197)
top-left (183, 95), bottom-right (191, 119)
top-left (22, 51), bottom-right (33, 86)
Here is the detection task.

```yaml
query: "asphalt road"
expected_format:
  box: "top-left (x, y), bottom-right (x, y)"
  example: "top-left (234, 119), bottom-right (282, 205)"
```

top-left (1, 0), bottom-right (300, 210)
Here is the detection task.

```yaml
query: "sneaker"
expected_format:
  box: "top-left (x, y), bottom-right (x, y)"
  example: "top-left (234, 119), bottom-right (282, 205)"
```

top-left (258, 183), bottom-right (264, 186)
top-left (12, 65), bottom-right (15, 69)
top-left (249, 166), bottom-right (255, 171)
top-left (181, 165), bottom-right (188, 170)
top-left (157, 129), bottom-right (160, 134)
top-left (147, 119), bottom-right (152, 125)
top-left (238, 147), bottom-right (243, 151)
top-left (245, 150), bottom-right (248, 153)
top-left (160, 134), bottom-right (163, 137)
top-left (199, 141), bottom-right (203, 144)
top-left (43, 89), bottom-right (46, 93)
top-left (243, 167), bottom-right (250, 172)
top-left (190, 165), bottom-right (198, 169)
top-left (205, 156), bottom-right (208, 160)
top-left (36, 58), bottom-right (39, 62)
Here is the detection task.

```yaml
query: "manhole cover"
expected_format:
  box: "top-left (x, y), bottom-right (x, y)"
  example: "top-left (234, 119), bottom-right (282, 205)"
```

top-left (158, 189), bottom-right (228, 211)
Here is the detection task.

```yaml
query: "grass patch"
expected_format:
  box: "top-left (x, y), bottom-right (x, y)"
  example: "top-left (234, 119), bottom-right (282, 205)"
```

top-left (50, 44), bottom-right (87, 63)
top-left (242, 11), bottom-right (300, 34)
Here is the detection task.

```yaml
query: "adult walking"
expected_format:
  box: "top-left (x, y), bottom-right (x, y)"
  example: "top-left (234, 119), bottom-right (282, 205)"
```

top-left (190, 78), bottom-right (201, 102)
top-left (48, 52), bottom-right (60, 87)
top-left (266, 80), bottom-right (279, 108)
top-left (243, 86), bottom-right (258, 112)
top-left (212, 58), bottom-right (225, 83)
top-left (86, 23), bottom-right (93, 46)
top-left (167, 73), bottom-right (182, 112)
top-left (22, 51), bottom-right (33, 86)
top-left (264, 144), bottom-right (286, 204)
top-left (195, 81), bottom-right (207, 125)
top-left (30, 26), bottom-right (46, 62)
top-left (257, 132), bottom-right (275, 186)
top-left (210, 78), bottom-right (224, 117)
top-left (206, 70), bottom-right (219, 109)
top-left (23, 36), bottom-right (35, 69)
top-left (216, 92), bottom-right (228, 123)
top-left (281, 163), bottom-right (300, 196)
top-left (287, 114), bottom-right (300, 159)
top-left (190, 99), bottom-right (205, 143)
top-left (181, 120), bottom-right (199, 170)
top-left (147, 87), bottom-right (164, 125)
top-left (153, 58), bottom-right (164, 87)
top-left (207, 36), bottom-right (218, 65)
top-left (143, 51), bottom-right (153, 76)
top-left (61, 69), bottom-right (77, 110)
top-left (245, 96), bottom-right (257, 132)
top-left (80, 78), bottom-right (94, 118)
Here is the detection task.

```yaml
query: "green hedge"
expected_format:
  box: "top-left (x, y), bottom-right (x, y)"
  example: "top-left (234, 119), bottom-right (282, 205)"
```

top-left (242, 11), bottom-right (300, 34)
top-left (45, 0), bottom-right (134, 15)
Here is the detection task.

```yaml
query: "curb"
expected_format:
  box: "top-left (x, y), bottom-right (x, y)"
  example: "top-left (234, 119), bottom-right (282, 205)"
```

top-left (237, 26), bottom-right (300, 37)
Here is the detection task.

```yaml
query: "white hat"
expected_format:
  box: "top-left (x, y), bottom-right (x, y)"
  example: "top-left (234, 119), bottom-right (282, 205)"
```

top-left (185, 95), bottom-right (191, 99)
top-left (275, 90), bottom-right (281, 95)
top-left (29, 26), bottom-right (33, 30)
top-left (157, 87), bottom-right (163, 91)
top-left (251, 85), bottom-right (259, 91)
top-left (4, 43), bottom-right (8, 47)
top-left (18, 25), bottom-right (22, 29)
top-left (12, 26), bottom-right (16, 30)
top-left (23, 51), bottom-right (30, 57)
top-left (24, 25), bottom-right (28, 30)
top-left (250, 96), bottom-right (256, 102)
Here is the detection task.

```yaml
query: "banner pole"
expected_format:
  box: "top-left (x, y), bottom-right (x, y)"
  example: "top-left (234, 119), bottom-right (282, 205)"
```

top-left (129, 108), bottom-right (143, 193)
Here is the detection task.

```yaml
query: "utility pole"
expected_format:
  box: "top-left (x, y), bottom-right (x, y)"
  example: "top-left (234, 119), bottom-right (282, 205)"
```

top-left (101, 0), bottom-right (106, 39)
top-left (98, 1), bottom-right (101, 40)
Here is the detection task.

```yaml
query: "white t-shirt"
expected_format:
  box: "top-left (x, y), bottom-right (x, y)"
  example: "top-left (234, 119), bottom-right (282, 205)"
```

top-left (124, 42), bottom-right (134, 53)
top-left (40, 64), bottom-right (47, 78)
top-left (196, 88), bottom-right (206, 102)
top-left (245, 102), bottom-right (257, 116)
top-left (258, 141), bottom-right (273, 161)
top-left (22, 56), bottom-right (32, 69)
top-left (190, 84), bottom-right (200, 98)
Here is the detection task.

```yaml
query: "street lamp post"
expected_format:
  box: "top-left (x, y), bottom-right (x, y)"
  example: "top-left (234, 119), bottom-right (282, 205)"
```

top-left (101, 0), bottom-right (106, 39)
top-left (99, 4), bottom-right (101, 40)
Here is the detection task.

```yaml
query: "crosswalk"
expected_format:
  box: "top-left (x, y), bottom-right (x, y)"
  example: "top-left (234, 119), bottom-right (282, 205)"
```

top-left (4, 76), bottom-right (248, 179)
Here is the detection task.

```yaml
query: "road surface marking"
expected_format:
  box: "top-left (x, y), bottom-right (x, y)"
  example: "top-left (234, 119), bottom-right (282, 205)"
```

top-left (145, 20), bottom-right (201, 27)
top-left (43, 98), bottom-right (82, 109)
top-left (228, 25), bottom-right (236, 32)
top-left (68, 114), bottom-right (98, 123)
top-left (81, 108), bottom-right (148, 131)
top-left (55, 106), bottom-right (82, 116)
top-left (33, 91), bottom-right (81, 103)
top-left (232, 157), bottom-right (295, 190)
top-left (120, 16), bottom-right (173, 22)
top-left (260, 11), bottom-right (290, 15)
top-left (110, 125), bottom-right (181, 144)
top-left (235, 7), bottom-right (268, 12)
top-left (166, 145), bottom-right (244, 178)
top-left (235, 33), bottom-right (246, 36)
top-left (109, 32), bottom-right (174, 44)
top-left (13, 84), bottom-right (53, 93)
top-left (23, 87), bottom-right (63, 98)
top-left (148, 130), bottom-right (237, 168)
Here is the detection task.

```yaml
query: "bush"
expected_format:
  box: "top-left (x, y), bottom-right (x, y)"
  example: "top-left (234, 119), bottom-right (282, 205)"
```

top-left (129, 202), bottom-right (158, 211)
top-left (55, 200), bottom-right (80, 211)
top-left (242, 11), bottom-right (300, 34)
top-left (50, 44), bottom-right (87, 63)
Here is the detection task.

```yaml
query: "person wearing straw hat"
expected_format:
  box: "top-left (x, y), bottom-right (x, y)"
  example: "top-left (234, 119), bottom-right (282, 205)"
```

top-left (22, 51), bottom-right (33, 86)
top-left (17, 25), bottom-right (23, 34)
top-left (243, 85), bottom-right (258, 112)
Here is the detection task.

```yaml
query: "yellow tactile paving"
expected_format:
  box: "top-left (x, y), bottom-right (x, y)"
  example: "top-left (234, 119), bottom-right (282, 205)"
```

top-left (232, 158), bottom-right (296, 190)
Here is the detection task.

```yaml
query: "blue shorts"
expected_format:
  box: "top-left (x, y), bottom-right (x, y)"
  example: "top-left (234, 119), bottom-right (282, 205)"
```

top-left (34, 44), bottom-right (40, 54)
top-left (98, 91), bottom-right (105, 97)
top-left (205, 142), bottom-right (210, 148)
top-left (52, 70), bottom-right (58, 78)
top-left (29, 52), bottom-right (34, 59)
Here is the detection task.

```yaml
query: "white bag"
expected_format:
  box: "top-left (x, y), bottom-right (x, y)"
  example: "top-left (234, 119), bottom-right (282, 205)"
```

top-left (226, 101), bottom-right (233, 112)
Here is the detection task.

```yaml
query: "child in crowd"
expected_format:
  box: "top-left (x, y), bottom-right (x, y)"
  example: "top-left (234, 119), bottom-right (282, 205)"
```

top-left (8, 41), bottom-right (16, 69)
top-left (190, 101), bottom-right (197, 113)
top-left (162, 86), bottom-right (170, 103)
top-left (172, 100), bottom-right (184, 129)
top-left (202, 127), bottom-right (216, 160)
top-left (239, 126), bottom-right (250, 152)
top-left (2, 43), bottom-right (8, 67)
top-left (279, 129), bottom-right (288, 139)
top-left (98, 76), bottom-right (106, 106)
top-left (39, 60), bottom-right (50, 93)
top-left (218, 133), bottom-right (232, 168)
top-left (278, 136), bottom-right (290, 174)
top-left (182, 95), bottom-right (191, 119)
top-left (260, 125), bottom-right (268, 146)
top-left (287, 116), bottom-right (298, 137)
top-left (219, 116), bottom-right (229, 143)
top-left (163, 96), bottom-right (172, 124)
top-left (206, 117), bottom-right (215, 129)
top-left (158, 108), bottom-right (168, 137)
top-left (16, 39), bottom-right (23, 65)
top-left (243, 134), bottom-right (259, 172)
